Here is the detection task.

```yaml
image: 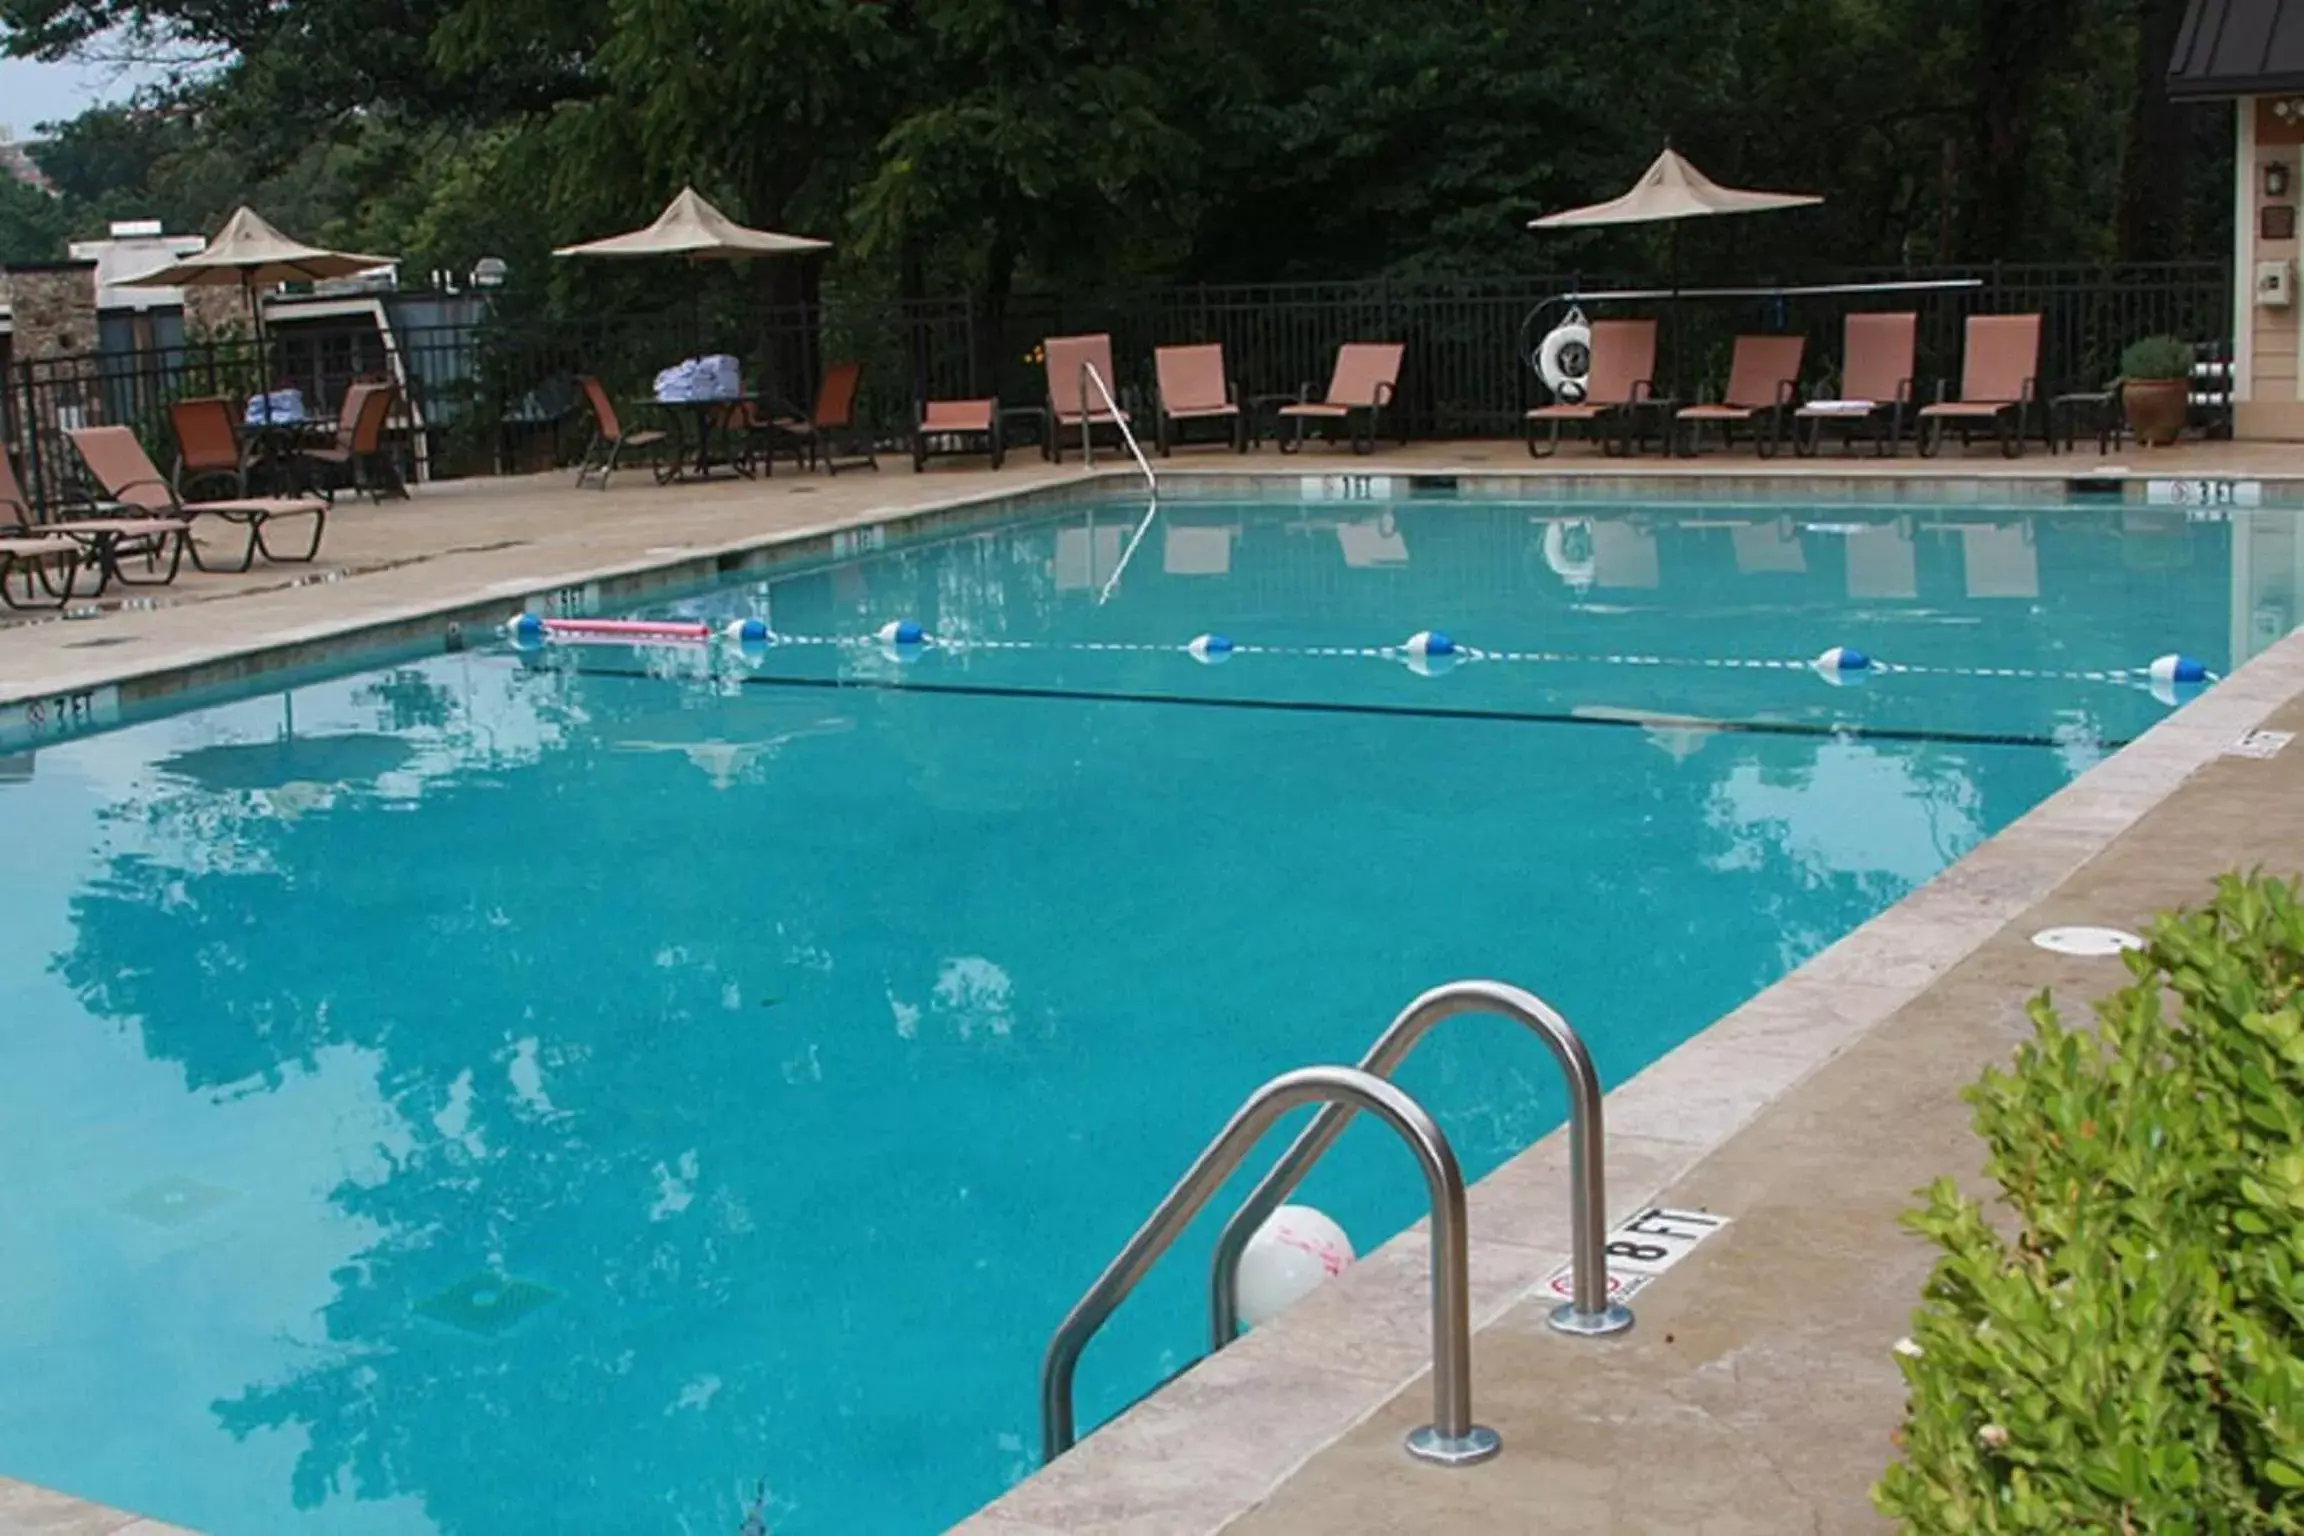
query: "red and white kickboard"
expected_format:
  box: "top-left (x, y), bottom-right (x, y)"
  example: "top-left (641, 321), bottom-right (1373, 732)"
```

top-left (536, 618), bottom-right (712, 645)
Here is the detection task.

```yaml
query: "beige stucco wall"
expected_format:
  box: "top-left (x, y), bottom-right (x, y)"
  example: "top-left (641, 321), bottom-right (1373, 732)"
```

top-left (2240, 99), bottom-right (2304, 439)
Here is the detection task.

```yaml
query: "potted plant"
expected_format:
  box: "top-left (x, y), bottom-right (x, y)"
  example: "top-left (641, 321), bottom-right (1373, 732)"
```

top-left (2120, 335), bottom-right (2194, 447)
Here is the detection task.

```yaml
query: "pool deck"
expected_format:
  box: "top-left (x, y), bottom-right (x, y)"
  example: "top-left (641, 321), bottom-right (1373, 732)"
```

top-left (5, 440), bottom-right (2304, 1533)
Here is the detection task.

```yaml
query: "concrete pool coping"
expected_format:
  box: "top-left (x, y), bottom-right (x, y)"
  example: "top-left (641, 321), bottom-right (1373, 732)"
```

top-left (0, 452), bottom-right (2294, 1531)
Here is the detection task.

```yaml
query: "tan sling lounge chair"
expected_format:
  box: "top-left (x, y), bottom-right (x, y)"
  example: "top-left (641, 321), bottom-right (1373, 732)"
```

top-left (1919, 314), bottom-right (2044, 458)
top-left (1527, 319), bottom-right (1660, 457)
top-left (1676, 334), bottom-right (1804, 456)
top-left (168, 396), bottom-right (251, 500)
top-left (765, 360), bottom-right (877, 473)
top-left (69, 425), bottom-right (325, 572)
top-left (574, 375), bottom-right (671, 489)
top-left (1153, 343), bottom-right (1245, 453)
top-left (913, 398), bottom-right (1003, 471)
top-left (1, 439), bottom-right (188, 600)
top-left (1278, 343), bottom-right (1403, 454)
top-left (1044, 334), bottom-right (1130, 463)
top-left (1796, 313), bottom-right (1917, 458)
top-left (296, 380), bottom-right (408, 501)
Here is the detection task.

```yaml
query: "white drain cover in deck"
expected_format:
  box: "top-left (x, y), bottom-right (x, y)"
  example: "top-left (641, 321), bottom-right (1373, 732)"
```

top-left (2030, 925), bottom-right (2145, 957)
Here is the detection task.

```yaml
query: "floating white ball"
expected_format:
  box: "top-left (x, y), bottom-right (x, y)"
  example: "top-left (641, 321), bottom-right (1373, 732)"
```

top-left (878, 619), bottom-right (926, 647)
top-left (1187, 633), bottom-right (1235, 665)
top-left (726, 617), bottom-right (771, 644)
top-left (1235, 1204), bottom-right (1355, 1328)
top-left (506, 611), bottom-right (546, 652)
top-left (1403, 630), bottom-right (1457, 658)
top-left (1813, 645), bottom-right (1871, 674)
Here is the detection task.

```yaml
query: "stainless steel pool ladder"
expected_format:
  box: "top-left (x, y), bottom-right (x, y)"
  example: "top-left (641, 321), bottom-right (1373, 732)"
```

top-left (1039, 980), bottom-right (1631, 1469)
top-left (1078, 362), bottom-right (1157, 494)
top-left (1040, 1065), bottom-right (1499, 1468)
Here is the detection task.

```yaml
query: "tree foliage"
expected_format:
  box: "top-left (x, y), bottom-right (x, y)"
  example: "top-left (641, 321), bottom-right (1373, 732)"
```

top-left (0, 0), bottom-right (2236, 296)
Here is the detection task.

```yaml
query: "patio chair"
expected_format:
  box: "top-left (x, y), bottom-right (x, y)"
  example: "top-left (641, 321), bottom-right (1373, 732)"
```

top-left (1154, 343), bottom-right (1245, 454)
top-left (765, 360), bottom-right (877, 474)
top-left (575, 374), bottom-right (672, 489)
top-left (1044, 334), bottom-right (1131, 463)
top-left (168, 396), bottom-right (251, 500)
top-left (68, 425), bottom-right (327, 572)
top-left (1277, 343), bottom-right (1404, 455)
top-left (1675, 335), bottom-right (1804, 456)
top-left (295, 381), bottom-right (409, 502)
top-left (1795, 313), bottom-right (1917, 458)
top-left (1527, 319), bottom-right (1661, 457)
top-left (1, 439), bottom-right (188, 597)
top-left (913, 398), bottom-right (1003, 471)
top-left (1918, 314), bottom-right (2045, 459)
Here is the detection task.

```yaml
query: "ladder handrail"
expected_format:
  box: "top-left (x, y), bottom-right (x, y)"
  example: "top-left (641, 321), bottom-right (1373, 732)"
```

top-left (1208, 980), bottom-right (1632, 1348)
top-left (1041, 1064), bottom-right (1496, 1466)
top-left (1078, 361), bottom-right (1157, 495)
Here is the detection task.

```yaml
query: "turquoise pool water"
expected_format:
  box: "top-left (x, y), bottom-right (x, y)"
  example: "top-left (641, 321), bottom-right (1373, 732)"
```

top-left (0, 490), bottom-right (2260, 1534)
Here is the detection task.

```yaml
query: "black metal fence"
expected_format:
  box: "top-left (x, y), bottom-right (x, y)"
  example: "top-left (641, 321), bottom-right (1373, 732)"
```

top-left (1, 262), bottom-right (2231, 515)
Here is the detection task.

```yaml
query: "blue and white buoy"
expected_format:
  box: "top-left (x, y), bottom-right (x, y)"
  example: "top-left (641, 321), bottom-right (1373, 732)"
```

top-left (506, 611), bottom-right (547, 652)
top-left (2148, 652), bottom-right (2208, 708)
top-left (876, 618), bottom-right (927, 664)
top-left (1401, 630), bottom-right (1459, 677)
top-left (1813, 645), bottom-right (1872, 687)
top-left (1187, 633), bottom-right (1235, 665)
top-left (725, 617), bottom-right (772, 645)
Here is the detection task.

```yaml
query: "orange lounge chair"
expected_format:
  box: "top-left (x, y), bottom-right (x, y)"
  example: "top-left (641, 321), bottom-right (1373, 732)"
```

top-left (574, 375), bottom-right (672, 489)
top-left (1527, 319), bottom-right (1661, 457)
top-left (1796, 313), bottom-right (1917, 458)
top-left (766, 360), bottom-right (877, 474)
top-left (1278, 343), bottom-right (1403, 454)
top-left (1153, 343), bottom-right (1245, 454)
top-left (1919, 314), bottom-right (2044, 458)
top-left (296, 380), bottom-right (408, 501)
top-left (913, 398), bottom-right (1002, 471)
top-left (1044, 334), bottom-right (1131, 463)
top-left (1, 438), bottom-right (187, 597)
top-left (1676, 335), bottom-right (1804, 456)
top-left (167, 396), bottom-right (250, 499)
top-left (68, 425), bottom-right (325, 572)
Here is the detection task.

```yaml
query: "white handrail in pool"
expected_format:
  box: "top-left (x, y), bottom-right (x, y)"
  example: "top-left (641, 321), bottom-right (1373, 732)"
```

top-left (1078, 361), bottom-right (1157, 496)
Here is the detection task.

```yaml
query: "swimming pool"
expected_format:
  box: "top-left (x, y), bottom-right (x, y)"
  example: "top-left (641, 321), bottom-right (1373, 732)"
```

top-left (0, 486), bottom-right (2259, 1533)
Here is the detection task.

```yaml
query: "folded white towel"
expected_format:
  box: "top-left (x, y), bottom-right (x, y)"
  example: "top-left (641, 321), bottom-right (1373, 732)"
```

top-left (1802, 399), bottom-right (1878, 416)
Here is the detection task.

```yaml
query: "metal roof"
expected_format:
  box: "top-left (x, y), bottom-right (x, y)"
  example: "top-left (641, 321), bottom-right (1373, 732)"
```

top-left (2169, 0), bottom-right (2304, 99)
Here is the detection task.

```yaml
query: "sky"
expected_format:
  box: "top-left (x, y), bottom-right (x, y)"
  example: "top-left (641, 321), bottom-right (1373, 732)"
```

top-left (0, 55), bottom-right (158, 137)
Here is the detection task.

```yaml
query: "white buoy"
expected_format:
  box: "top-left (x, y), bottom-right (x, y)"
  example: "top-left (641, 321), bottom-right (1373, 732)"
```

top-left (725, 617), bottom-right (772, 644)
top-left (1813, 645), bottom-right (1872, 686)
top-left (1401, 630), bottom-right (1459, 678)
top-left (1187, 633), bottom-right (1235, 665)
top-left (878, 619), bottom-right (926, 647)
top-left (506, 611), bottom-right (546, 652)
top-left (2147, 653), bottom-right (2206, 685)
top-left (1235, 1205), bottom-right (1355, 1328)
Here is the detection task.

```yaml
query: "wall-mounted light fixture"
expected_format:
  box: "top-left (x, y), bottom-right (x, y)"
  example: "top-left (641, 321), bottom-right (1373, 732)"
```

top-left (2269, 160), bottom-right (2294, 200)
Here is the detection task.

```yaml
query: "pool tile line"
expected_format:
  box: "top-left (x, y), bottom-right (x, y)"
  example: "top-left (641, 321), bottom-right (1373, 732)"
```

top-left (952, 623), bottom-right (2304, 1536)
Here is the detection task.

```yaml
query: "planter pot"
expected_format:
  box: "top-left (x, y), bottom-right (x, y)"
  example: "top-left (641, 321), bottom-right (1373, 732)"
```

top-left (2124, 378), bottom-right (2188, 446)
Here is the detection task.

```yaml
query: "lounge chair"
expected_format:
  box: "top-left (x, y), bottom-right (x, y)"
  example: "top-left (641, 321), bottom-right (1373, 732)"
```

top-left (68, 425), bottom-right (326, 572)
top-left (1527, 319), bottom-right (1661, 457)
top-left (1044, 334), bottom-right (1131, 463)
top-left (1795, 313), bottom-right (1917, 458)
top-left (765, 360), bottom-right (877, 473)
top-left (1918, 314), bottom-right (2045, 458)
top-left (575, 374), bottom-right (671, 489)
top-left (1675, 335), bottom-right (1804, 456)
top-left (1, 440), bottom-right (187, 598)
top-left (913, 399), bottom-right (1003, 471)
top-left (1278, 343), bottom-right (1403, 455)
top-left (295, 381), bottom-right (408, 501)
top-left (1154, 343), bottom-right (1245, 454)
top-left (168, 396), bottom-right (251, 499)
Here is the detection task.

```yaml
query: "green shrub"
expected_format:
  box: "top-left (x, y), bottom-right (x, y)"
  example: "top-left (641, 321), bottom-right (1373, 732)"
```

top-left (2120, 335), bottom-right (2196, 382)
top-left (1875, 872), bottom-right (2304, 1533)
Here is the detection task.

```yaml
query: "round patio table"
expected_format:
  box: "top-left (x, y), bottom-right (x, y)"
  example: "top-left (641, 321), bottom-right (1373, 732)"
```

top-left (650, 398), bottom-right (764, 483)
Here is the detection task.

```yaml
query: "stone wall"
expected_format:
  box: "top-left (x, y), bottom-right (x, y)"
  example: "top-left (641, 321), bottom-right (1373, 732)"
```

top-left (183, 281), bottom-right (252, 339)
top-left (0, 261), bottom-right (99, 360)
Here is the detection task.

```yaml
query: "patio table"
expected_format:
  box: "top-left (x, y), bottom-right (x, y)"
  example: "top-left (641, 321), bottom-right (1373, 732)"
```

top-left (650, 397), bottom-right (763, 483)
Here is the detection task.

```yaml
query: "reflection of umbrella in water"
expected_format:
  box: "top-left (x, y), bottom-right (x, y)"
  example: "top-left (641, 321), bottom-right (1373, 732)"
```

top-left (159, 733), bottom-right (416, 792)
top-left (1572, 705), bottom-right (1720, 762)
top-left (615, 719), bottom-right (852, 789)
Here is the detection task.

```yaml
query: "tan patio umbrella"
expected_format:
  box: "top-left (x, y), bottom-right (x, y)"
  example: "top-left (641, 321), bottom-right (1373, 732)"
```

top-left (1528, 147), bottom-right (1820, 229)
top-left (122, 207), bottom-right (394, 392)
top-left (553, 187), bottom-right (831, 260)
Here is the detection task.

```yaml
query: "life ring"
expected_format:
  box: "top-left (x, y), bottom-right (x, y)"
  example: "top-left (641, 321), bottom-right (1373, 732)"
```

top-left (1536, 316), bottom-right (1592, 403)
